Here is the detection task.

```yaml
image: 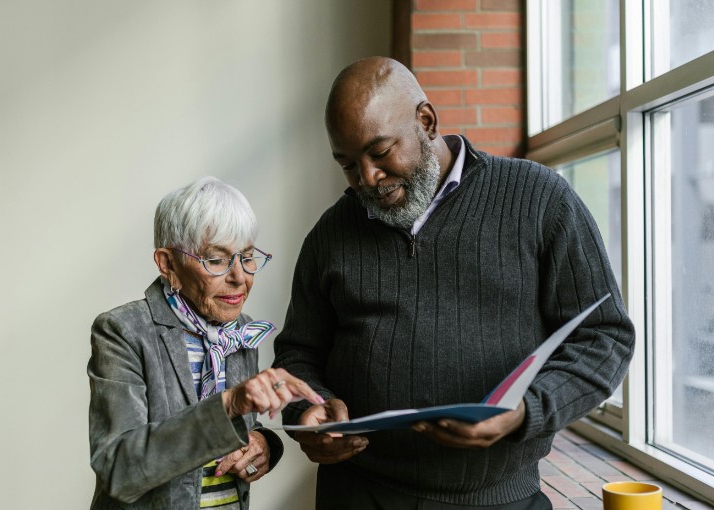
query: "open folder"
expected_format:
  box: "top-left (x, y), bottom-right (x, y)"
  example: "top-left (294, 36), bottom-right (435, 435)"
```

top-left (282, 294), bottom-right (611, 435)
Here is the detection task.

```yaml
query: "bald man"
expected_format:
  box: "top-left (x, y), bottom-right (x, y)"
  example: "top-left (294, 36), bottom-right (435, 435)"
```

top-left (273, 57), bottom-right (634, 510)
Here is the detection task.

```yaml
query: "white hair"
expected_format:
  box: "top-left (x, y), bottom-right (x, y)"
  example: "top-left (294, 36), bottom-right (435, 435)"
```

top-left (154, 176), bottom-right (258, 252)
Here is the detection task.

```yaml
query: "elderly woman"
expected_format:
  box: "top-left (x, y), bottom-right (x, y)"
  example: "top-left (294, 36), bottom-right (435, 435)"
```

top-left (88, 177), bottom-right (323, 510)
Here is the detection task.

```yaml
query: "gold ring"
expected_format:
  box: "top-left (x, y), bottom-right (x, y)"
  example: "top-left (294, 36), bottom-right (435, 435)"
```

top-left (272, 380), bottom-right (286, 391)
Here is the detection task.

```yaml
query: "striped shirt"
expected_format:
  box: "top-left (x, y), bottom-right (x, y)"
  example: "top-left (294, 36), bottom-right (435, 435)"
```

top-left (184, 331), bottom-right (241, 510)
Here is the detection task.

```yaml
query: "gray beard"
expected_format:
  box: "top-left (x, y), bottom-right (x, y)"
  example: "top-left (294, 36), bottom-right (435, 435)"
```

top-left (357, 135), bottom-right (441, 230)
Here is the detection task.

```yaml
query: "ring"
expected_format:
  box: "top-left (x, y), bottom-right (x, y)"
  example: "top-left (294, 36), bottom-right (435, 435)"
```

top-left (272, 380), bottom-right (286, 391)
top-left (246, 463), bottom-right (258, 476)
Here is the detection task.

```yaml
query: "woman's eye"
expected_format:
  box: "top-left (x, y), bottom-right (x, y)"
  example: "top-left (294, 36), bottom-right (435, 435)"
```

top-left (341, 163), bottom-right (355, 171)
top-left (206, 258), bottom-right (224, 266)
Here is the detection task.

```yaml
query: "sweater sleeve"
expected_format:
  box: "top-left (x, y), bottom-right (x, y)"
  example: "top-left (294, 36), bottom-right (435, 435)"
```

top-left (515, 184), bottom-right (635, 441)
top-left (272, 229), bottom-right (339, 426)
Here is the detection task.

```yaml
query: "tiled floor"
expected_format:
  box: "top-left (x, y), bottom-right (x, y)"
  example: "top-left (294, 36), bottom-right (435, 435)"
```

top-left (541, 428), bottom-right (714, 510)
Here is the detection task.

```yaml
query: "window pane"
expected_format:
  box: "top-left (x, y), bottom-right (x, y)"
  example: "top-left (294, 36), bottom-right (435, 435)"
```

top-left (653, 90), bottom-right (714, 469)
top-left (652, 0), bottom-right (714, 76)
top-left (542, 0), bottom-right (620, 129)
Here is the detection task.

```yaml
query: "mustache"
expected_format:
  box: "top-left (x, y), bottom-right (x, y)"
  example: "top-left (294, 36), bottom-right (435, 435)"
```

top-left (365, 182), bottom-right (405, 198)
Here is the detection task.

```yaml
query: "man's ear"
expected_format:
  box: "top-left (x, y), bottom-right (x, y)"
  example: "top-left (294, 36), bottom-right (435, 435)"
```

top-left (416, 101), bottom-right (439, 140)
top-left (154, 248), bottom-right (181, 290)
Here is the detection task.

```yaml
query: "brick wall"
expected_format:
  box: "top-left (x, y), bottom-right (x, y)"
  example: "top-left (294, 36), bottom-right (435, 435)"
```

top-left (404, 0), bottom-right (526, 157)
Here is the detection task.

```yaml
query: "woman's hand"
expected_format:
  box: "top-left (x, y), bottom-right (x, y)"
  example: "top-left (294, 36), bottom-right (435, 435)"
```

top-left (222, 367), bottom-right (324, 419)
top-left (294, 399), bottom-right (369, 464)
top-left (215, 431), bottom-right (270, 481)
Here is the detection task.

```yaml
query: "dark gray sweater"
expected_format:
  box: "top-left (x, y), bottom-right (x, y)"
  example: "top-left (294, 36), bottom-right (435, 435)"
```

top-left (274, 138), bottom-right (635, 506)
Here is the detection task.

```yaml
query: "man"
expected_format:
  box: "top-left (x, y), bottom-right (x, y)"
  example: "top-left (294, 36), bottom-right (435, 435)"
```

top-left (273, 56), bottom-right (635, 509)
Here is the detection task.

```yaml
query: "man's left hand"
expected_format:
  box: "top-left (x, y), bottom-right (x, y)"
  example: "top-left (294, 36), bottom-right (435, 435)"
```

top-left (412, 399), bottom-right (526, 449)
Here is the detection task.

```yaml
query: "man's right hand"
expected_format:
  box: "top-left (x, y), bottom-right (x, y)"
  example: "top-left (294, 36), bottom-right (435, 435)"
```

top-left (295, 398), bottom-right (369, 464)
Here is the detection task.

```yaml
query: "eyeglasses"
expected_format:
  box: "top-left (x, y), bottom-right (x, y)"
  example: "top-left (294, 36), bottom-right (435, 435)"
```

top-left (172, 247), bottom-right (272, 276)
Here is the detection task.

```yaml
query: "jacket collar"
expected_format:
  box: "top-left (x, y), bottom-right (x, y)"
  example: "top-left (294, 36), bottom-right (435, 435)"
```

top-left (145, 277), bottom-right (181, 328)
top-left (145, 277), bottom-right (198, 404)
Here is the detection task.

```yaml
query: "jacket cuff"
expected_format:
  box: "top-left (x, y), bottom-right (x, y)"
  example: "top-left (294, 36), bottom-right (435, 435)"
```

top-left (252, 427), bottom-right (284, 471)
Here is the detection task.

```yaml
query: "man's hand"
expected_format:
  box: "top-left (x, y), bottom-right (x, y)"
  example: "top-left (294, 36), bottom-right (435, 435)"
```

top-left (294, 398), bottom-right (369, 464)
top-left (412, 399), bottom-right (526, 449)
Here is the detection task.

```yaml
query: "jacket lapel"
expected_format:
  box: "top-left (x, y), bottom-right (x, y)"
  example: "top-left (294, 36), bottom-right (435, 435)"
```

top-left (145, 278), bottom-right (198, 405)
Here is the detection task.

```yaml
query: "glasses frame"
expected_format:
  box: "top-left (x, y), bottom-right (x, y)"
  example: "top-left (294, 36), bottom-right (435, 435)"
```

top-left (172, 246), bottom-right (272, 276)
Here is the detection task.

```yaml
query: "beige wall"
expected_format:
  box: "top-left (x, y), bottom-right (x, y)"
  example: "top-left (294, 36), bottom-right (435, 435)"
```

top-left (0, 1), bottom-right (390, 508)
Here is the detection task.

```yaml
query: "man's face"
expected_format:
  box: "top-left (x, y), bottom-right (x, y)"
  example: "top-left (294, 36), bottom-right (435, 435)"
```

top-left (328, 98), bottom-right (441, 229)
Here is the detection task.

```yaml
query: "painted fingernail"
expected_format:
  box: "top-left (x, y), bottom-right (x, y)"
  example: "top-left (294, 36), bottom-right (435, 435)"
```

top-left (214, 470), bottom-right (223, 477)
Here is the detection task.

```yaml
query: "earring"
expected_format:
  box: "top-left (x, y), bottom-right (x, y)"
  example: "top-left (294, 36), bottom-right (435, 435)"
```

top-left (169, 280), bottom-right (180, 294)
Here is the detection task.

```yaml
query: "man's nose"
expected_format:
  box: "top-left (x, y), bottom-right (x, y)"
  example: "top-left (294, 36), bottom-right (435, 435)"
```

top-left (358, 161), bottom-right (386, 188)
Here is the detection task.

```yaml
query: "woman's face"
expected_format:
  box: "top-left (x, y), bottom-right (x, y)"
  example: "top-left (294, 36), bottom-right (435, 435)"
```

top-left (170, 244), bottom-right (255, 323)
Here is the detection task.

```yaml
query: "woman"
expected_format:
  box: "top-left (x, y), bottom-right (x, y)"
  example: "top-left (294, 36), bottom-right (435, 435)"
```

top-left (88, 177), bottom-right (323, 510)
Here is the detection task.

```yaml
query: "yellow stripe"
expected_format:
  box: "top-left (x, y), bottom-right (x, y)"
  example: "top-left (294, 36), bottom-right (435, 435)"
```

top-left (199, 493), bottom-right (240, 508)
top-left (202, 474), bottom-right (236, 487)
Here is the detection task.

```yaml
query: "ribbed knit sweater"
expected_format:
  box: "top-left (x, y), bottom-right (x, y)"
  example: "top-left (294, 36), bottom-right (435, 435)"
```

top-left (274, 138), bottom-right (635, 506)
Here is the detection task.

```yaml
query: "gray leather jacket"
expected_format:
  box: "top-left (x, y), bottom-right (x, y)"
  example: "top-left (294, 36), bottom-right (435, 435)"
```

top-left (88, 278), bottom-right (282, 509)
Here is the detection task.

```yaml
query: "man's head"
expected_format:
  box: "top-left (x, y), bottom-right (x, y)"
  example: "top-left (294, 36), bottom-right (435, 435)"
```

top-left (325, 57), bottom-right (451, 229)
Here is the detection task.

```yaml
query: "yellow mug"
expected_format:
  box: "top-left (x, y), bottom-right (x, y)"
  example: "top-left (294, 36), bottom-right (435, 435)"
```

top-left (602, 481), bottom-right (662, 510)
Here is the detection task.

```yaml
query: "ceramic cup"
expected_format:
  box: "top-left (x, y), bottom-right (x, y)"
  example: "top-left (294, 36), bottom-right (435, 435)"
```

top-left (602, 481), bottom-right (663, 510)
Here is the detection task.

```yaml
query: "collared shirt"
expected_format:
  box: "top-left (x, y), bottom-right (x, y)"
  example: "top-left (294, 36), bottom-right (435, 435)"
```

top-left (411, 134), bottom-right (465, 235)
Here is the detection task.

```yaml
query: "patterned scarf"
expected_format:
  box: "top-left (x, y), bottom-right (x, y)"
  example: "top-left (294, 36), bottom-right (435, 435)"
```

top-left (162, 281), bottom-right (275, 399)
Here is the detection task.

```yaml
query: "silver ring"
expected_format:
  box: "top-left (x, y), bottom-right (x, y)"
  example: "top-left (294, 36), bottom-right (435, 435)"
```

top-left (246, 463), bottom-right (258, 476)
top-left (272, 380), bottom-right (286, 391)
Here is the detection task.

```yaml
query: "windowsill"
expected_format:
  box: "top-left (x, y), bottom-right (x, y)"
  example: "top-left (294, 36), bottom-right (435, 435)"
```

top-left (565, 418), bottom-right (714, 507)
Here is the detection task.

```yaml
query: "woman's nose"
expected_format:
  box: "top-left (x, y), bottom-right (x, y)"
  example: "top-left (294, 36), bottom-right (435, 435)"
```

top-left (225, 257), bottom-right (248, 282)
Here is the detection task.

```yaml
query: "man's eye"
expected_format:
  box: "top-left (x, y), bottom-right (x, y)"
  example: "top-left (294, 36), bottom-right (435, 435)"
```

top-left (373, 148), bottom-right (391, 159)
top-left (341, 163), bottom-right (355, 171)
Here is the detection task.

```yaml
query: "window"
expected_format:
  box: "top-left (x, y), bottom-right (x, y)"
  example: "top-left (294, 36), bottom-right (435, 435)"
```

top-left (528, 0), bottom-right (619, 133)
top-left (528, 0), bottom-right (714, 503)
top-left (650, 91), bottom-right (714, 471)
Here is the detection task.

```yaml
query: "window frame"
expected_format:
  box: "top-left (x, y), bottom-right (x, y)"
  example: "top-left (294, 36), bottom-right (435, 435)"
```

top-left (526, 0), bottom-right (714, 503)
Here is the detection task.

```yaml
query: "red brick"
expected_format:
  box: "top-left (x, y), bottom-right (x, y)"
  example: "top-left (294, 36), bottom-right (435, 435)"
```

top-left (412, 13), bottom-right (463, 30)
top-left (412, 32), bottom-right (479, 50)
top-left (465, 126), bottom-right (523, 143)
top-left (482, 68), bottom-right (523, 86)
top-left (412, 50), bottom-right (462, 68)
top-left (465, 87), bottom-right (522, 105)
top-left (541, 475), bottom-right (592, 499)
top-left (416, 0), bottom-right (477, 11)
top-left (441, 127), bottom-right (465, 136)
top-left (437, 107), bottom-right (478, 125)
top-left (475, 142), bottom-right (524, 158)
top-left (607, 461), bottom-right (653, 480)
top-left (481, 0), bottom-right (521, 11)
top-left (416, 69), bottom-right (478, 87)
top-left (465, 12), bottom-right (521, 29)
top-left (482, 31), bottom-right (521, 49)
top-left (481, 106), bottom-right (523, 124)
top-left (426, 88), bottom-right (463, 106)
top-left (465, 49), bottom-right (523, 67)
